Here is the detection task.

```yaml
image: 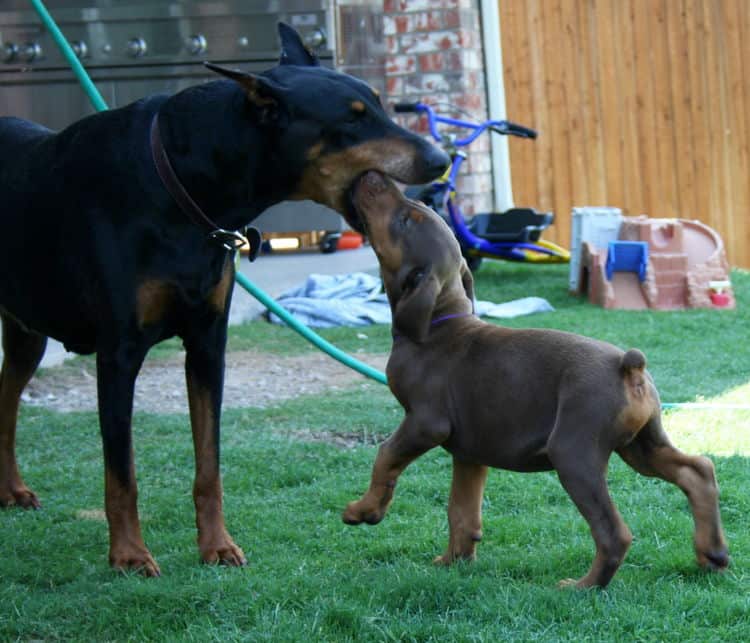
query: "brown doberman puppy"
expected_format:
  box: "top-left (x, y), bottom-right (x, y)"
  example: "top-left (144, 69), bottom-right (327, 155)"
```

top-left (342, 171), bottom-right (729, 588)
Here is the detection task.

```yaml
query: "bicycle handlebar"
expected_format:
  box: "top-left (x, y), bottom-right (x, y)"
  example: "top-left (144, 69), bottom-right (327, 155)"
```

top-left (394, 102), bottom-right (420, 113)
top-left (392, 101), bottom-right (537, 142)
top-left (492, 122), bottom-right (537, 139)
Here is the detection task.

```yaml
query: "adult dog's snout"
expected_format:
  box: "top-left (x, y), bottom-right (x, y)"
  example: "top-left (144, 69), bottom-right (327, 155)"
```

top-left (419, 145), bottom-right (450, 181)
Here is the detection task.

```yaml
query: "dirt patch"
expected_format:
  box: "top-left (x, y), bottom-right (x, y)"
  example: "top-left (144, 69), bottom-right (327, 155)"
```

top-left (22, 350), bottom-right (389, 414)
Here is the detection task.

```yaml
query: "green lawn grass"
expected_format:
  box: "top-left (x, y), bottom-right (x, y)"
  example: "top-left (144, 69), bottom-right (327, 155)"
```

top-left (2, 263), bottom-right (749, 641)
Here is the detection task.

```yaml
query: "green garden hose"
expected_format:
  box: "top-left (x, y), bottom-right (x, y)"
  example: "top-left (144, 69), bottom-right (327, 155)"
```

top-left (235, 272), bottom-right (387, 384)
top-left (29, 0), bottom-right (108, 112)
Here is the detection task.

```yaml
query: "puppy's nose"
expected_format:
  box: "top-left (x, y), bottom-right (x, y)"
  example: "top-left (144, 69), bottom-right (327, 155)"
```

top-left (361, 170), bottom-right (388, 193)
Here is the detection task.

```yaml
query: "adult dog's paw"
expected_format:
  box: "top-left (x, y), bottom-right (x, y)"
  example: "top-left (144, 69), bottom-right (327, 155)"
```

top-left (199, 534), bottom-right (247, 567)
top-left (0, 484), bottom-right (40, 509)
top-left (110, 548), bottom-right (161, 577)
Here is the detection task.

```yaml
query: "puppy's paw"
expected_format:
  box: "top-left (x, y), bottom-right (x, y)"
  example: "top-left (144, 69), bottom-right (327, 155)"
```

top-left (557, 577), bottom-right (601, 590)
top-left (342, 501), bottom-right (384, 526)
top-left (696, 547), bottom-right (729, 571)
top-left (432, 551), bottom-right (475, 566)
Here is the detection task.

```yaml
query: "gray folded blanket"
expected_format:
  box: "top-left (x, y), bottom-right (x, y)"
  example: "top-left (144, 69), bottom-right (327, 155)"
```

top-left (267, 272), bottom-right (553, 328)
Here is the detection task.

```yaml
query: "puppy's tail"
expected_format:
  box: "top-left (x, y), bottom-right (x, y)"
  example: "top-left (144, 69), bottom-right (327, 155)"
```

top-left (620, 348), bottom-right (646, 373)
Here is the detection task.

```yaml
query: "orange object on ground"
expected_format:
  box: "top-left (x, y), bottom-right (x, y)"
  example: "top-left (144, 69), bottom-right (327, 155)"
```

top-left (337, 231), bottom-right (363, 250)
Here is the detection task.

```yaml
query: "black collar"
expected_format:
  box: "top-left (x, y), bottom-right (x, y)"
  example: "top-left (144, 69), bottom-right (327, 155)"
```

top-left (149, 114), bottom-right (248, 252)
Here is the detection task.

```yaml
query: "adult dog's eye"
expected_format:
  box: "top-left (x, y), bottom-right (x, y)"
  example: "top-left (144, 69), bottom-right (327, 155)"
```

top-left (402, 268), bottom-right (425, 291)
top-left (346, 100), bottom-right (367, 123)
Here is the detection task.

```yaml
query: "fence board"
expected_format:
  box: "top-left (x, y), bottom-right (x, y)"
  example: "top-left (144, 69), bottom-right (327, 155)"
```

top-left (498, 0), bottom-right (750, 267)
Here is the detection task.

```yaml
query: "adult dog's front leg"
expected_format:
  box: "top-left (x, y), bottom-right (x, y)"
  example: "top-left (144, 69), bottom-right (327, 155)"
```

top-left (343, 414), bottom-right (450, 525)
top-left (184, 331), bottom-right (245, 567)
top-left (97, 348), bottom-right (160, 576)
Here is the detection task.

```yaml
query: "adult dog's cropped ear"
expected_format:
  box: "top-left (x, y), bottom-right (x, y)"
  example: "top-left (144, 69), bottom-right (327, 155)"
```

top-left (204, 63), bottom-right (284, 116)
top-left (460, 259), bottom-right (476, 304)
top-left (278, 22), bottom-right (320, 67)
top-left (392, 275), bottom-right (441, 343)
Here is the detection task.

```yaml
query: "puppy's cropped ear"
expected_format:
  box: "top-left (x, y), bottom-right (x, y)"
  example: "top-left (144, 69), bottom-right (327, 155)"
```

top-left (393, 275), bottom-right (440, 343)
top-left (204, 63), bottom-right (283, 113)
top-left (278, 22), bottom-right (320, 67)
top-left (460, 259), bottom-right (476, 304)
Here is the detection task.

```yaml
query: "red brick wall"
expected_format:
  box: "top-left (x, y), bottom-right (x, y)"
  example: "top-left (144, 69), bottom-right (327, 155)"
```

top-left (383, 0), bottom-right (492, 215)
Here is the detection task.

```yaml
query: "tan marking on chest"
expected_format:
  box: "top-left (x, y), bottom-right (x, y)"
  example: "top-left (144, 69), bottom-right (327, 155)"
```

top-left (136, 280), bottom-right (174, 328)
top-left (306, 141), bottom-right (325, 161)
top-left (207, 260), bottom-right (235, 314)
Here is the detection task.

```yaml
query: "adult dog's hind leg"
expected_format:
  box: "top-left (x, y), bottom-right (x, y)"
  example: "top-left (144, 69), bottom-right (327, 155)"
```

top-left (617, 415), bottom-right (728, 571)
top-left (342, 412), bottom-right (450, 526)
top-left (0, 314), bottom-right (47, 508)
top-left (433, 458), bottom-right (488, 565)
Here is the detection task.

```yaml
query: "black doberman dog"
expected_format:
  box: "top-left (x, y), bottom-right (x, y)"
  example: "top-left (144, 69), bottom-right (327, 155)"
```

top-left (0, 23), bottom-right (448, 576)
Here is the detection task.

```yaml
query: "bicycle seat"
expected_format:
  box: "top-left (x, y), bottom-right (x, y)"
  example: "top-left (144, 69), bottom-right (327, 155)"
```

top-left (468, 208), bottom-right (554, 243)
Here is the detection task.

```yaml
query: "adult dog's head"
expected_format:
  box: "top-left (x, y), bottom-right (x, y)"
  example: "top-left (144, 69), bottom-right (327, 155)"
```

top-left (206, 23), bottom-right (449, 231)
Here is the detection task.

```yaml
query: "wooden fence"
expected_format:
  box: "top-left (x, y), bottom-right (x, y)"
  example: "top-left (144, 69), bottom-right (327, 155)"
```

top-left (498, 0), bottom-right (750, 268)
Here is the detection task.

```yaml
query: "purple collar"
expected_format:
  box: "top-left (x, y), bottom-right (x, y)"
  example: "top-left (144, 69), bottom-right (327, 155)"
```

top-left (392, 310), bottom-right (475, 340)
top-left (429, 311), bottom-right (474, 327)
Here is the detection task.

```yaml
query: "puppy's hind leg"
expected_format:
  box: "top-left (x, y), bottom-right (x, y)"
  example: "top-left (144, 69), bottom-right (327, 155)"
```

top-left (549, 433), bottom-right (632, 589)
top-left (343, 413), bottom-right (450, 526)
top-left (433, 457), bottom-right (488, 565)
top-left (0, 314), bottom-right (47, 509)
top-left (616, 415), bottom-right (728, 571)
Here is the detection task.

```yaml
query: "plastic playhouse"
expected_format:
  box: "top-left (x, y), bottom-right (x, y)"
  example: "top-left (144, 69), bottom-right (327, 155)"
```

top-left (569, 207), bottom-right (735, 310)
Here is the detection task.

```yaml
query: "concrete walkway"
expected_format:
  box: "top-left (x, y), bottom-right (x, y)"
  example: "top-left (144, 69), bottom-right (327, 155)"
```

top-left (2, 245), bottom-right (379, 368)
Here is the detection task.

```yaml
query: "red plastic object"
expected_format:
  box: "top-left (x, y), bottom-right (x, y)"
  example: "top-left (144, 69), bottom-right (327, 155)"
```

top-left (337, 231), bottom-right (363, 250)
top-left (710, 292), bottom-right (731, 307)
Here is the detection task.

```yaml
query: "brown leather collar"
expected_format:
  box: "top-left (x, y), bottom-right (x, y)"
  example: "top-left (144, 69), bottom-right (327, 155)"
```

top-left (149, 114), bottom-right (248, 251)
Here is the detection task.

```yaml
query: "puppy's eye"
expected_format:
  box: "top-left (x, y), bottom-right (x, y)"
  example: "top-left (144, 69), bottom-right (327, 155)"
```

top-left (402, 268), bottom-right (425, 291)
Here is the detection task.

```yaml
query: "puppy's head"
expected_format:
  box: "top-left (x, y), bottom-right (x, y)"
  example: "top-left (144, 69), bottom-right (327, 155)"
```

top-left (206, 24), bottom-right (449, 230)
top-left (352, 171), bottom-right (474, 342)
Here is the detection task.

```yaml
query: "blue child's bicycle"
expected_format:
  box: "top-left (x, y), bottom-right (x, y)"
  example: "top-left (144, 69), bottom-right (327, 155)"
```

top-left (395, 102), bottom-right (569, 271)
